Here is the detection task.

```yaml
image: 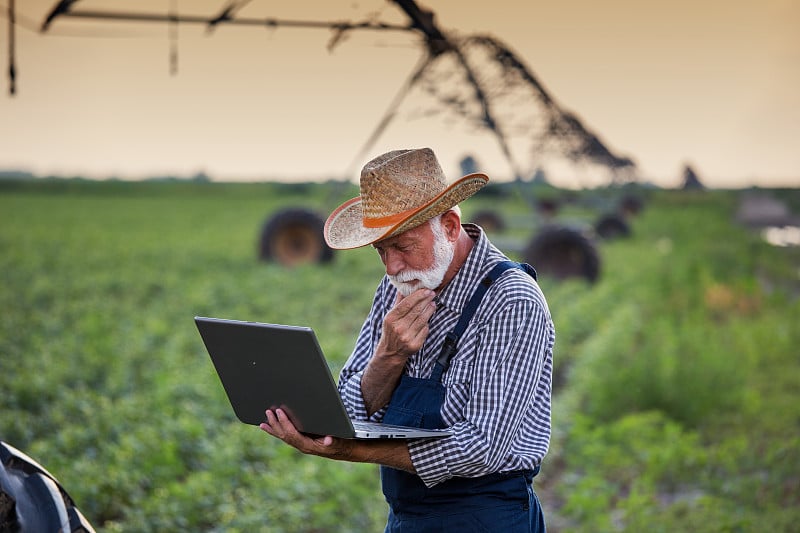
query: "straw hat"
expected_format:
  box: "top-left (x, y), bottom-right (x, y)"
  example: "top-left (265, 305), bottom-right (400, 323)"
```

top-left (324, 148), bottom-right (488, 249)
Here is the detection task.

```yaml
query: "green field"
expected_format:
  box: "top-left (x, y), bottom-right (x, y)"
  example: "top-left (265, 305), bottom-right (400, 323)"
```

top-left (1, 179), bottom-right (798, 532)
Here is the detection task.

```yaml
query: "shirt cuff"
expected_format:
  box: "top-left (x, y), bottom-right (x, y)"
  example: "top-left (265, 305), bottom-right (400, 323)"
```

top-left (407, 437), bottom-right (454, 487)
top-left (339, 371), bottom-right (388, 422)
top-left (340, 371), bottom-right (369, 420)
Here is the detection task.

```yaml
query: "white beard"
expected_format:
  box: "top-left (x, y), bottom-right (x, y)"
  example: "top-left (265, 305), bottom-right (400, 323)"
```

top-left (389, 218), bottom-right (455, 297)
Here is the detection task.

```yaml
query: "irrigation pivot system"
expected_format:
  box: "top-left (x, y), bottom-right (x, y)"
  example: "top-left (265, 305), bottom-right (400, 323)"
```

top-left (6, 0), bottom-right (642, 277)
top-left (31, 0), bottom-right (636, 183)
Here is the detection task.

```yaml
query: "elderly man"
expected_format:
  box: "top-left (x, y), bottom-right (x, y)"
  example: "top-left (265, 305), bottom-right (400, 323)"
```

top-left (260, 148), bottom-right (554, 532)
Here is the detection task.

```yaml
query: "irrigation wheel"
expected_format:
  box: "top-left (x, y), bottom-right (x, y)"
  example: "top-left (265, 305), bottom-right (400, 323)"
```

top-left (469, 210), bottom-right (506, 233)
top-left (259, 208), bottom-right (334, 266)
top-left (523, 226), bottom-right (601, 283)
top-left (594, 213), bottom-right (631, 240)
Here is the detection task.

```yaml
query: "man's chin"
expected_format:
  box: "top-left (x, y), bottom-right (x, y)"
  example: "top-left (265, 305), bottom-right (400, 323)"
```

top-left (392, 281), bottom-right (422, 297)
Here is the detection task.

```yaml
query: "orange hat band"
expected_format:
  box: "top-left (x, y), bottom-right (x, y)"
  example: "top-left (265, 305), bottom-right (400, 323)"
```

top-left (362, 206), bottom-right (420, 228)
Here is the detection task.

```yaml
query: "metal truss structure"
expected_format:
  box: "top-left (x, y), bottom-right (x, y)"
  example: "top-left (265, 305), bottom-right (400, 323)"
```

top-left (5, 0), bottom-right (637, 182)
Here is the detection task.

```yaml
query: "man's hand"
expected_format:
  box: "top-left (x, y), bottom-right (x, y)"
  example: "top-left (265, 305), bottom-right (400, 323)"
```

top-left (379, 288), bottom-right (437, 359)
top-left (259, 408), bottom-right (355, 461)
top-left (259, 408), bottom-right (415, 472)
top-left (361, 288), bottom-right (436, 415)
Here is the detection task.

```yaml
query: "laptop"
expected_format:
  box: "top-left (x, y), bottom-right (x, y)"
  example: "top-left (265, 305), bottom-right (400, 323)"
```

top-left (194, 317), bottom-right (452, 440)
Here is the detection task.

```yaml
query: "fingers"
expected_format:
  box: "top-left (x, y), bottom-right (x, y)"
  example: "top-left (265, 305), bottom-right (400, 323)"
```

top-left (380, 290), bottom-right (436, 358)
top-left (392, 288), bottom-right (435, 317)
top-left (260, 409), bottom-right (349, 458)
top-left (261, 409), bottom-right (331, 446)
top-left (259, 409), bottom-right (282, 437)
top-left (388, 289), bottom-right (436, 335)
top-left (260, 408), bottom-right (296, 438)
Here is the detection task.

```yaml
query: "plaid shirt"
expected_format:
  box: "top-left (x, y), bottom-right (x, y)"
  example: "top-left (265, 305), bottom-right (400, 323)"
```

top-left (338, 224), bottom-right (554, 487)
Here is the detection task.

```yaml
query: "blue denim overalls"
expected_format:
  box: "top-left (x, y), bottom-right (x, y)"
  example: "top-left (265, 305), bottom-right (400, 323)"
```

top-left (381, 261), bottom-right (546, 532)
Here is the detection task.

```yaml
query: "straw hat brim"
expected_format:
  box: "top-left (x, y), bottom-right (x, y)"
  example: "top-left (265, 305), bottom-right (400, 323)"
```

top-left (324, 173), bottom-right (488, 250)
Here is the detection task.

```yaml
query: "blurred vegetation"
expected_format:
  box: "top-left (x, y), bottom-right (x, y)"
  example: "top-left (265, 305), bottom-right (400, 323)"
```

top-left (1, 178), bottom-right (798, 532)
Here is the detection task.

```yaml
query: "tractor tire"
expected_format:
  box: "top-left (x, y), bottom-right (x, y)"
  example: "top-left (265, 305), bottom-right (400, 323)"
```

top-left (536, 198), bottom-right (560, 219)
top-left (523, 226), bottom-right (601, 283)
top-left (259, 208), bottom-right (334, 266)
top-left (594, 213), bottom-right (631, 240)
top-left (619, 194), bottom-right (644, 217)
top-left (470, 210), bottom-right (506, 233)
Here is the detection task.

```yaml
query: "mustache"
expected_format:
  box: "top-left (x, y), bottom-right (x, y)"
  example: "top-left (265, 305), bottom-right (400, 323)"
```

top-left (389, 269), bottom-right (427, 283)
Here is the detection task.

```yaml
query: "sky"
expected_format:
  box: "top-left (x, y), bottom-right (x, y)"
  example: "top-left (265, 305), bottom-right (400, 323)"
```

top-left (1, 0), bottom-right (798, 189)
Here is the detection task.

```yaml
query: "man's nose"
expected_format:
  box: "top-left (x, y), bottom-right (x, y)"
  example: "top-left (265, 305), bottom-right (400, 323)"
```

top-left (383, 249), bottom-right (405, 276)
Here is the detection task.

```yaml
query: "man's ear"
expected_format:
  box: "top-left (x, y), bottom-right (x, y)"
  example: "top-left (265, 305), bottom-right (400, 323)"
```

top-left (440, 209), bottom-right (461, 242)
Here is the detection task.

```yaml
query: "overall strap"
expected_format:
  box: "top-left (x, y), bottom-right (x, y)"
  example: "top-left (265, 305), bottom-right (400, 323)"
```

top-left (433, 261), bottom-right (537, 375)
